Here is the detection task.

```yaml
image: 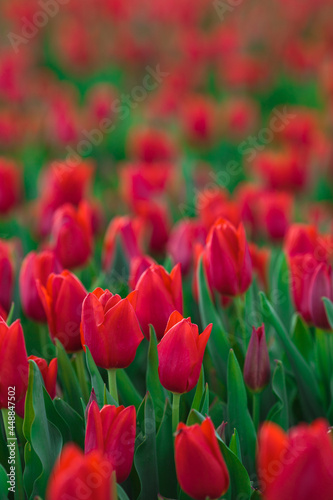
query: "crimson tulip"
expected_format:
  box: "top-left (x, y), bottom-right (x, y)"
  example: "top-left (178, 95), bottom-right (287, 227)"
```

top-left (0, 240), bottom-right (14, 316)
top-left (135, 263), bottom-right (183, 340)
top-left (258, 191), bottom-right (293, 241)
top-left (46, 443), bottom-right (115, 500)
top-left (51, 201), bottom-right (93, 269)
top-left (285, 224), bottom-right (331, 262)
top-left (37, 270), bottom-right (87, 352)
top-left (0, 157), bottom-right (21, 214)
top-left (157, 311), bottom-right (211, 394)
top-left (197, 188), bottom-right (240, 230)
top-left (19, 250), bottom-right (61, 322)
top-left (257, 419), bottom-right (333, 500)
top-left (127, 127), bottom-right (176, 163)
top-left (175, 417), bottom-right (230, 500)
top-left (85, 401), bottom-right (136, 483)
top-left (204, 218), bottom-right (252, 296)
top-left (28, 356), bottom-right (58, 399)
top-left (0, 318), bottom-right (28, 418)
top-left (129, 255), bottom-right (156, 290)
top-left (133, 199), bottom-right (170, 254)
top-left (167, 219), bottom-right (207, 275)
top-left (244, 325), bottom-right (270, 392)
top-left (81, 288), bottom-right (143, 369)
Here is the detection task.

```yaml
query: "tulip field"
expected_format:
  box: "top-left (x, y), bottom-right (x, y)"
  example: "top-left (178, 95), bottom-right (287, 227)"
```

top-left (1, 0), bottom-right (333, 499)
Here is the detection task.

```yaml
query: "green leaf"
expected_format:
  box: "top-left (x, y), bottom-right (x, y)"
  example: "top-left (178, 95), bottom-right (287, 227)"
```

top-left (229, 428), bottom-right (242, 461)
top-left (117, 484), bottom-right (130, 500)
top-left (266, 361), bottom-right (289, 430)
top-left (146, 325), bottom-right (166, 425)
top-left (134, 393), bottom-right (159, 500)
top-left (227, 350), bottom-right (257, 476)
top-left (323, 298), bottom-right (333, 329)
top-left (260, 292), bottom-right (324, 419)
top-left (270, 252), bottom-right (293, 330)
top-left (200, 383), bottom-right (210, 416)
top-left (0, 464), bottom-right (9, 500)
top-left (117, 369), bottom-right (142, 409)
top-left (291, 314), bottom-right (313, 363)
top-left (156, 400), bottom-right (177, 498)
top-left (56, 340), bottom-right (83, 416)
top-left (85, 345), bottom-right (106, 409)
top-left (197, 257), bottom-right (230, 382)
top-left (53, 399), bottom-right (85, 448)
top-left (187, 367), bottom-right (205, 423)
top-left (23, 360), bottom-right (63, 499)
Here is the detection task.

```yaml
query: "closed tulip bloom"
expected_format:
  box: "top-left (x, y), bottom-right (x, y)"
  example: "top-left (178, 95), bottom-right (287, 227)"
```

top-left (157, 311), bottom-right (211, 393)
top-left (257, 420), bottom-right (333, 500)
top-left (81, 288), bottom-right (143, 369)
top-left (129, 255), bottom-right (156, 290)
top-left (135, 264), bottom-right (183, 340)
top-left (28, 356), bottom-right (58, 399)
top-left (85, 401), bottom-right (136, 483)
top-left (244, 325), bottom-right (270, 392)
top-left (0, 240), bottom-right (15, 315)
top-left (19, 250), bottom-right (61, 322)
top-left (0, 158), bottom-right (21, 214)
top-left (46, 443), bottom-right (115, 500)
top-left (258, 192), bottom-right (293, 241)
top-left (308, 262), bottom-right (333, 330)
top-left (204, 218), bottom-right (252, 297)
top-left (51, 201), bottom-right (93, 269)
top-left (0, 318), bottom-right (28, 418)
top-left (175, 418), bottom-right (229, 500)
top-left (167, 219), bottom-right (207, 275)
top-left (134, 199), bottom-right (170, 254)
top-left (284, 224), bottom-right (319, 258)
top-left (37, 270), bottom-right (87, 352)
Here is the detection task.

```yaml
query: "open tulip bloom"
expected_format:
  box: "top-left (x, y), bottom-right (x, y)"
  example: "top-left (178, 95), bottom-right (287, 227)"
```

top-left (2, 2), bottom-right (333, 499)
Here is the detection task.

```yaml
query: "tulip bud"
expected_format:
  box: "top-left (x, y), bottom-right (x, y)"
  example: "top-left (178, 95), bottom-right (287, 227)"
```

top-left (133, 199), bottom-right (170, 254)
top-left (85, 401), bottom-right (136, 483)
top-left (46, 443), bottom-right (116, 500)
top-left (0, 158), bottom-right (22, 214)
top-left (167, 219), bottom-right (207, 275)
top-left (37, 270), bottom-right (87, 352)
top-left (175, 418), bottom-right (229, 500)
top-left (243, 325), bottom-right (270, 392)
top-left (257, 419), bottom-right (333, 500)
top-left (81, 288), bottom-right (143, 369)
top-left (51, 201), bottom-right (93, 269)
top-left (0, 240), bottom-right (15, 316)
top-left (135, 264), bottom-right (183, 340)
top-left (85, 388), bottom-right (97, 421)
top-left (309, 262), bottom-right (333, 330)
top-left (28, 356), bottom-right (58, 399)
top-left (204, 218), bottom-right (252, 296)
top-left (0, 318), bottom-right (28, 418)
top-left (129, 255), bottom-right (156, 290)
top-left (157, 311), bottom-right (211, 394)
top-left (19, 250), bottom-right (61, 322)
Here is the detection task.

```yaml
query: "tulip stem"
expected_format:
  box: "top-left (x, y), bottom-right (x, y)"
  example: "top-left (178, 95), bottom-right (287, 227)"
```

top-left (252, 392), bottom-right (260, 431)
top-left (172, 393), bottom-right (181, 434)
top-left (234, 295), bottom-right (247, 351)
top-left (108, 369), bottom-right (119, 405)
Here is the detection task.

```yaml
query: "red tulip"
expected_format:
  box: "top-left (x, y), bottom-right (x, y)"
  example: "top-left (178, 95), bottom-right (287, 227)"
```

top-left (37, 270), bottom-right (87, 352)
top-left (28, 356), bottom-right (58, 399)
top-left (244, 325), bottom-right (270, 392)
top-left (175, 417), bottom-right (229, 500)
top-left (46, 443), bottom-right (115, 500)
top-left (284, 224), bottom-right (331, 262)
top-left (81, 288), bottom-right (143, 369)
top-left (258, 192), bottom-right (293, 241)
top-left (197, 188), bottom-right (240, 230)
top-left (85, 401), bottom-right (136, 483)
top-left (0, 318), bottom-right (28, 418)
top-left (0, 240), bottom-right (15, 315)
top-left (0, 158), bottom-right (21, 214)
top-left (129, 255), bottom-right (156, 290)
top-left (19, 250), bottom-right (61, 322)
top-left (248, 243), bottom-right (270, 290)
top-left (290, 255), bottom-right (333, 330)
top-left (127, 127), bottom-right (176, 163)
top-left (157, 311), bottom-right (211, 393)
top-left (135, 264), bottom-right (183, 340)
top-left (181, 95), bottom-right (217, 144)
top-left (51, 201), bottom-right (93, 269)
top-left (102, 216), bottom-right (144, 272)
top-left (204, 218), bottom-right (252, 296)
top-left (257, 419), bottom-right (333, 500)
top-left (167, 219), bottom-right (207, 275)
top-left (133, 199), bottom-right (170, 254)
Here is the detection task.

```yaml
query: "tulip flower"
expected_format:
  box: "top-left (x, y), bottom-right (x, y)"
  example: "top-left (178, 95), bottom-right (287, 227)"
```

top-left (257, 419), bottom-right (333, 500)
top-left (167, 219), bottom-right (207, 275)
top-left (290, 255), bottom-right (333, 330)
top-left (135, 263), bottom-right (183, 340)
top-left (102, 216), bottom-right (144, 272)
top-left (0, 240), bottom-right (15, 316)
top-left (0, 318), bottom-right (28, 418)
top-left (244, 325), bottom-right (270, 392)
top-left (51, 201), bottom-right (93, 269)
top-left (134, 199), bottom-right (170, 254)
top-left (127, 127), bottom-right (176, 163)
top-left (28, 356), bottom-right (58, 399)
top-left (248, 243), bottom-right (270, 290)
top-left (181, 95), bottom-right (217, 144)
top-left (284, 224), bottom-right (331, 262)
top-left (258, 192), bottom-right (293, 241)
top-left (85, 401), bottom-right (136, 483)
top-left (81, 288), bottom-right (143, 369)
top-left (129, 255), bottom-right (156, 290)
top-left (175, 418), bottom-right (230, 500)
top-left (46, 443), bottom-right (116, 500)
top-left (0, 157), bottom-right (21, 214)
top-left (37, 270), bottom-right (87, 352)
top-left (196, 188), bottom-right (240, 230)
top-left (204, 218), bottom-right (252, 297)
top-left (19, 250), bottom-right (61, 322)
top-left (157, 311), bottom-right (211, 394)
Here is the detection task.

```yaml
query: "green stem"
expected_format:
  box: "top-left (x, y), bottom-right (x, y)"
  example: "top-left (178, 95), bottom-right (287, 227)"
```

top-left (108, 369), bottom-right (119, 405)
top-left (75, 351), bottom-right (89, 403)
top-left (252, 392), bottom-right (261, 432)
top-left (172, 393), bottom-right (181, 434)
top-left (234, 295), bottom-right (247, 351)
top-left (1, 409), bottom-right (25, 500)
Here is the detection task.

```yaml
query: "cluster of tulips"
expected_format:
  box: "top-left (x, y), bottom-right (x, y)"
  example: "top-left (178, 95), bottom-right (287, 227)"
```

top-left (1, 0), bottom-right (333, 499)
